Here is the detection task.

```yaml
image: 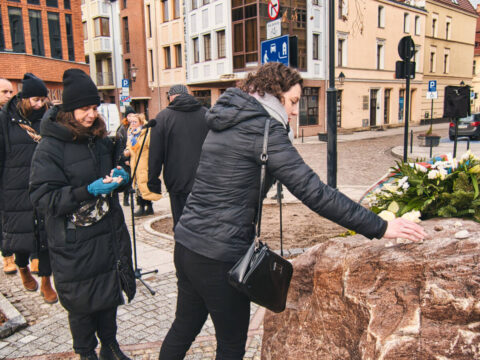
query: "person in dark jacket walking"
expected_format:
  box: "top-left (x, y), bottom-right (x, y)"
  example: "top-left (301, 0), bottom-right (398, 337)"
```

top-left (0, 73), bottom-right (57, 304)
top-left (148, 84), bottom-right (209, 227)
top-left (159, 63), bottom-right (427, 360)
top-left (29, 69), bottom-right (136, 360)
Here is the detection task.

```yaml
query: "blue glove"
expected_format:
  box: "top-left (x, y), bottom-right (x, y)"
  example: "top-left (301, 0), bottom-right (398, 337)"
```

top-left (112, 167), bottom-right (130, 184)
top-left (87, 178), bottom-right (121, 196)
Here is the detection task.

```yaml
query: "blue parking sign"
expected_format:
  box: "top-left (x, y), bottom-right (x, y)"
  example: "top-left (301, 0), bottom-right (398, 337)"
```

top-left (261, 35), bottom-right (290, 66)
top-left (428, 80), bottom-right (437, 92)
top-left (122, 79), bottom-right (130, 88)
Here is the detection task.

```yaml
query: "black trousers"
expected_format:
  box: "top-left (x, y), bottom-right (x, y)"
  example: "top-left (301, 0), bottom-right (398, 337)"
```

top-left (169, 193), bottom-right (189, 228)
top-left (68, 307), bottom-right (118, 355)
top-left (159, 243), bottom-right (250, 360)
top-left (15, 250), bottom-right (52, 276)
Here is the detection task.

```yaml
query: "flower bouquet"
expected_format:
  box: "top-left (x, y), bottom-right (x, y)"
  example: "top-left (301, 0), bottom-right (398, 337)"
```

top-left (364, 151), bottom-right (480, 222)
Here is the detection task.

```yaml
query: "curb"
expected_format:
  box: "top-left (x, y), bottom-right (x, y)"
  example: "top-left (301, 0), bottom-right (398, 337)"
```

top-left (143, 214), bottom-right (174, 241)
top-left (0, 292), bottom-right (27, 339)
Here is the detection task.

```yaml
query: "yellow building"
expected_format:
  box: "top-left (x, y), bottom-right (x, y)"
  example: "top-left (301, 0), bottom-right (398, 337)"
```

top-left (336, 0), bottom-right (427, 129)
top-left (422, 0), bottom-right (477, 122)
top-left (145, 0), bottom-right (186, 113)
top-left (470, 5), bottom-right (480, 113)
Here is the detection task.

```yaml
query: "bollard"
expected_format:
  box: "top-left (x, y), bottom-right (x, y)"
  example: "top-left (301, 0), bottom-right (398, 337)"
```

top-left (302, 129), bottom-right (304, 143)
top-left (410, 130), bottom-right (413, 153)
top-left (430, 143), bottom-right (433, 158)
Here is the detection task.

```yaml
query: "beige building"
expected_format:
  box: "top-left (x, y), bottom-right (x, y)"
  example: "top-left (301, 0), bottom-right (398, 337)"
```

top-left (422, 0), bottom-right (477, 122)
top-left (336, 0), bottom-right (427, 129)
top-left (145, 0), bottom-right (185, 113)
top-left (470, 5), bottom-right (480, 113)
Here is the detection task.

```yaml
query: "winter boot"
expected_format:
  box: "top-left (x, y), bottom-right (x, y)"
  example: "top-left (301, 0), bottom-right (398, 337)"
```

top-left (123, 195), bottom-right (129, 207)
top-left (134, 205), bottom-right (145, 217)
top-left (99, 341), bottom-right (131, 360)
top-left (3, 255), bottom-right (17, 274)
top-left (144, 203), bottom-right (154, 216)
top-left (30, 258), bottom-right (39, 274)
top-left (80, 351), bottom-right (99, 360)
top-left (19, 267), bottom-right (38, 291)
top-left (40, 276), bottom-right (58, 304)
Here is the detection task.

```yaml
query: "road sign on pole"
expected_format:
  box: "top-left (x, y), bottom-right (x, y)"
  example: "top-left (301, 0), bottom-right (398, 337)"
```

top-left (428, 80), bottom-right (437, 92)
top-left (121, 79), bottom-right (130, 97)
top-left (268, 0), bottom-right (280, 20)
top-left (267, 19), bottom-right (282, 39)
top-left (261, 35), bottom-right (289, 66)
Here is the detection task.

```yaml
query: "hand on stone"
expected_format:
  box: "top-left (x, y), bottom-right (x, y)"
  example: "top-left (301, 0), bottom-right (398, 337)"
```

top-left (383, 218), bottom-right (427, 242)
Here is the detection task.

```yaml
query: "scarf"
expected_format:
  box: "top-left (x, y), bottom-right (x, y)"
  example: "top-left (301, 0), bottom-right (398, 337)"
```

top-left (128, 126), bottom-right (143, 149)
top-left (251, 92), bottom-right (294, 142)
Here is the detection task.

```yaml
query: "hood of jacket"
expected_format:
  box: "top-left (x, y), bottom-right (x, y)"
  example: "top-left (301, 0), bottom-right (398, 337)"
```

top-left (205, 88), bottom-right (270, 131)
top-left (39, 106), bottom-right (76, 142)
top-left (167, 93), bottom-right (203, 112)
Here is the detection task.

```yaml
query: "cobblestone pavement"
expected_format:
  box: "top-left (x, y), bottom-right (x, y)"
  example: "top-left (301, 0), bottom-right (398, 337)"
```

top-left (0, 123), bottom-right (463, 360)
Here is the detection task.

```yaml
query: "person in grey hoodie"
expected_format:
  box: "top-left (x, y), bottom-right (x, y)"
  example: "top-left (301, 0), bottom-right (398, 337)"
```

top-left (159, 63), bottom-right (427, 360)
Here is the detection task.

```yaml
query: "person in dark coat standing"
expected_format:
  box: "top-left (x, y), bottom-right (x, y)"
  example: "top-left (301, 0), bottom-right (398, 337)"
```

top-left (0, 73), bottom-right (57, 304)
top-left (159, 63), bottom-right (427, 360)
top-left (0, 77), bottom-right (16, 275)
top-left (115, 105), bottom-right (135, 206)
top-left (30, 69), bottom-right (135, 360)
top-left (148, 85), bottom-right (209, 227)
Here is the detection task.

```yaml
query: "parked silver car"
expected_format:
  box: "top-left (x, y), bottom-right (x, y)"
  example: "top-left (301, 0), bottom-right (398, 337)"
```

top-left (449, 113), bottom-right (480, 140)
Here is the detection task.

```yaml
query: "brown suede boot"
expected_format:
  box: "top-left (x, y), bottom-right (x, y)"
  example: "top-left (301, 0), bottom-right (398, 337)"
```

top-left (40, 276), bottom-right (58, 304)
top-left (3, 255), bottom-right (17, 274)
top-left (19, 267), bottom-right (38, 291)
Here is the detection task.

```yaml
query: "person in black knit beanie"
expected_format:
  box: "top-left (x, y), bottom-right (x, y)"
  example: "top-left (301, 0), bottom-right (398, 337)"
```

top-left (30, 68), bottom-right (135, 360)
top-left (0, 72), bottom-right (58, 304)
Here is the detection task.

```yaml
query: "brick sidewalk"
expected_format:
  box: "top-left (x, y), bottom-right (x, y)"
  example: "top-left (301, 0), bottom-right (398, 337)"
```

top-left (0, 206), bottom-right (263, 360)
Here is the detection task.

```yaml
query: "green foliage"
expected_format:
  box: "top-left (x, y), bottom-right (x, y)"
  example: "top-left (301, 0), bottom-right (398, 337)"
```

top-left (366, 152), bottom-right (480, 222)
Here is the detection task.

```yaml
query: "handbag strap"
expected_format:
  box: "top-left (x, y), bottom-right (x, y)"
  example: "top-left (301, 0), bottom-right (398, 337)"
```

top-left (254, 119), bottom-right (270, 246)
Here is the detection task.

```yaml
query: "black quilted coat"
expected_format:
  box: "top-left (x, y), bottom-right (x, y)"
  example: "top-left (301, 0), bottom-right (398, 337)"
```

top-left (0, 95), bottom-right (45, 253)
top-left (174, 88), bottom-right (388, 263)
top-left (29, 106), bottom-right (135, 314)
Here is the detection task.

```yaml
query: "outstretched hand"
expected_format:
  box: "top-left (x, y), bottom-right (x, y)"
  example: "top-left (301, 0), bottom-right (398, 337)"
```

top-left (111, 166), bottom-right (130, 184)
top-left (383, 218), bottom-right (427, 242)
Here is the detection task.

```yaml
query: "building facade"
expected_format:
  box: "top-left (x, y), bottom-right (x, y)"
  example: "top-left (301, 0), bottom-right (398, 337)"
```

top-left (0, 0), bottom-right (88, 100)
top-left (81, 0), bottom-right (122, 104)
top-left (472, 5), bottom-right (480, 113)
top-left (145, 0), bottom-right (185, 115)
top-left (421, 0), bottom-right (477, 122)
top-left (335, 0), bottom-right (427, 129)
top-left (184, 0), bottom-right (328, 137)
top-left (119, 0), bottom-right (152, 118)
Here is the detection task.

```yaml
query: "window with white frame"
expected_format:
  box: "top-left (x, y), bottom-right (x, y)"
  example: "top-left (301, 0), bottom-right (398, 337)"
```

top-left (337, 33), bottom-right (347, 66)
top-left (404, 13), bottom-right (410, 33)
top-left (313, 33), bottom-right (320, 60)
top-left (378, 6), bottom-right (385, 28)
top-left (432, 14), bottom-right (438, 37)
top-left (429, 47), bottom-right (436, 72)
top-left (203, 33), bottom-right (211, 61)
top-left (414, 16), bottom-right (420, 35)
top-left (164, 46), bottom-right (171, 69)
top-left (443, 48), bottom-right (450, 73)
top-left (445, 17), bottom-right (451, 40)
top-left (193, 37), bottom-right (199, 63)
top-left (376, 39), bottom-right (385, 70)
top-left (217, 29), bottom-right (225, 58)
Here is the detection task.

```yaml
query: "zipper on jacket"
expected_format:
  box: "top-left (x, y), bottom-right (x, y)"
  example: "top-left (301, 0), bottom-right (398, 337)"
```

top-left (87, 136), bottom-right (101, 177)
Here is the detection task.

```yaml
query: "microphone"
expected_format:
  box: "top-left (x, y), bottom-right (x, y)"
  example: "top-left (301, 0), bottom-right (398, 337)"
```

top-left (145, 119), bottom-right (157, 128)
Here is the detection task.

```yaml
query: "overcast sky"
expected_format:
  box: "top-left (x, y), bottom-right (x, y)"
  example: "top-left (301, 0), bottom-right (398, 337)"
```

top-left (470, 0), bottom-right (479, 9)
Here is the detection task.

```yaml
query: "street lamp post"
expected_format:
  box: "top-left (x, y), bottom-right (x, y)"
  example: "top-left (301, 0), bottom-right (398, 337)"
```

top-left (327, 0), bottom-right (338, 188)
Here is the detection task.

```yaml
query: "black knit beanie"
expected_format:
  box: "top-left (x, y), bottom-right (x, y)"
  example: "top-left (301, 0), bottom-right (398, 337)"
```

top-left (62, 69), bottom-right (100, 112)
top-left (124, 105), bottom-right (136, 117)
top-left (20, 73), bottom-right (48, 99)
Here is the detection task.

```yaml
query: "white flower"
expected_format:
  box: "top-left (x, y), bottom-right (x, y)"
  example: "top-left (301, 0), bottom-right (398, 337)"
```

top-left (415, 164), bottom-right (428, 173)
top-left (402, 182), bottom-right (410, 190)
top-left (397, 176), bottom-right (409, 187)
top-left (401, 210), bottom-right (421, 223)
top-left (439, 168), bottom-right (448, 180)
top-left (378, 210), bottom-right (396, 221)
top-left (383, 183), bottom-right (399, 192)
top-left (428, 170), bottom-right (439, 179)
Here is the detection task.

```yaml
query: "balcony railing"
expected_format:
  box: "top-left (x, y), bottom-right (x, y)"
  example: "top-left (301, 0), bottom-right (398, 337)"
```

top-left (96, 72), bottom-right (114, 86)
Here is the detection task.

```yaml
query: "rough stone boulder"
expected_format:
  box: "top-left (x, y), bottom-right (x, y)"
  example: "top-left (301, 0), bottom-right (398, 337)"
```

top-left (262, 219), bottom-right (480, 360)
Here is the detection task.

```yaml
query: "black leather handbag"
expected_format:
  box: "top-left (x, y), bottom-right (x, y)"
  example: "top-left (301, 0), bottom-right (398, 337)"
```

top-left (227, 119), bottom-right (293, 313)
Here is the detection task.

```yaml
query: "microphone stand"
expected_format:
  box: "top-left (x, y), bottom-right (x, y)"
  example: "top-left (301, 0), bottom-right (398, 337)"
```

top-left (129, 122), bottom-right (158, 295)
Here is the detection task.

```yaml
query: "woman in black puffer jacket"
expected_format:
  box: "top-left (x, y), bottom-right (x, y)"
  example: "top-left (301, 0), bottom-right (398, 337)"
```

top-left (0, 73), bottom-right (57, 304)
top-left (160, 63), bottom-right (427, 360)
top-left (30, 69), bottom-right (135, 360)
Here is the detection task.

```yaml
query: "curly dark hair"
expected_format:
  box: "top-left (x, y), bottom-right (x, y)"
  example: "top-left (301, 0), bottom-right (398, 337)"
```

top-left (240, 62), bottom-right (303, 103)
top-left (56, 109), bottom-right (107, 140)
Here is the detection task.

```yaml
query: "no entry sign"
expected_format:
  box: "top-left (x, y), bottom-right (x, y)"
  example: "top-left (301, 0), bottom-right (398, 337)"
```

top-left (268, 0), bottom-right (280, 20)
